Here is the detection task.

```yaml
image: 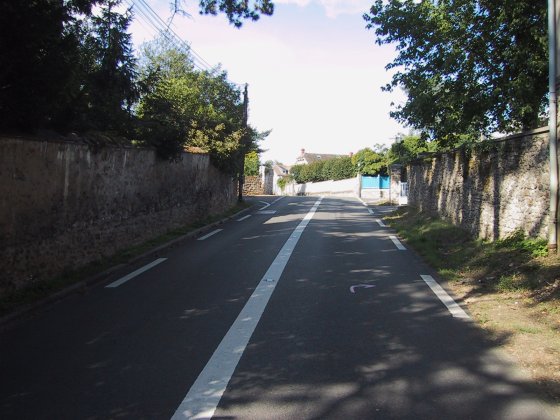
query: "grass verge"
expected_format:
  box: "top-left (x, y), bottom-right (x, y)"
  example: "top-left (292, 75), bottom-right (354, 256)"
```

top-left (0, 201), bottom-right (252, 318)
top-left (385, 207), bottom-right (560, 406)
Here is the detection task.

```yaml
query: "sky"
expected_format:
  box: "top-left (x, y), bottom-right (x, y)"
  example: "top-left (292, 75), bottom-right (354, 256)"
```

top-left (127, 0), bottom-right (407, 165)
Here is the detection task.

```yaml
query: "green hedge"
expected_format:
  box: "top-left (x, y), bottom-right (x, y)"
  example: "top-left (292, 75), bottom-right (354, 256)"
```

top-left (291, 156), bottom-right (356, 184)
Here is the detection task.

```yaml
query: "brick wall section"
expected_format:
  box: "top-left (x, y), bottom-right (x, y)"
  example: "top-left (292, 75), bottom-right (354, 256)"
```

top-left (243, 175), bottom-right (264, 195)
top-left (0, 137), bottom-right (237, 295)
top-left (407, 127), bottom-right (549, 240)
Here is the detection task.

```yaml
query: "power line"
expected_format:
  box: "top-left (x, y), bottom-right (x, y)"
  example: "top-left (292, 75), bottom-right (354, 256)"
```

top-left (136, 0), bottom-right (214, 70)
top-left (125, 0), bottom-right (205, 70)
top-left (124, 0), bottom-right (242, 88)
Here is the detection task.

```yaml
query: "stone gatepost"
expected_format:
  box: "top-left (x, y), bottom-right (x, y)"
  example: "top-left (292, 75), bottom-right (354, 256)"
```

top-left (389, 164), bottom-right (403, 205)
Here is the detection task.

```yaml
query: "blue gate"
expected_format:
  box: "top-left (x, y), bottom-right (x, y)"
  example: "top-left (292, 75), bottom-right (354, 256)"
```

top-left (362, 175), bottom-right (390, 189)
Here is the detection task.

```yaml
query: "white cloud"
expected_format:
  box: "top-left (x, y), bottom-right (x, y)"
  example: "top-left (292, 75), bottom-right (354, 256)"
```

top-left (274, 0), bottom-right (313, 6)
top-left (273, 0), bottom-right (372, 18)
top-left (318, 0), bottom-right (373, 18)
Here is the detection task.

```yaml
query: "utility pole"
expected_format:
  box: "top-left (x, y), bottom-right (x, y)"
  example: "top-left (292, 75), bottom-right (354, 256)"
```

top-left (238, 83), bottom-right (249, 202)
top-left (548, 0), bottom-right (559, 252)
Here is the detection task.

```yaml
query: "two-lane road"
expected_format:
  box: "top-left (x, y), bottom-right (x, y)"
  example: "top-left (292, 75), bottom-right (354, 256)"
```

top-left (0, 197), bottom-right (555, 419)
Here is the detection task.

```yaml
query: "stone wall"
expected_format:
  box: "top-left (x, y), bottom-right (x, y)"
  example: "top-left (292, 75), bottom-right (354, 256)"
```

top-left (262, 167), bottom-right (274, 195)
top-left (407, 127), bottom-right (549, 240)
top-left (0, 136), bottom-right (237, 295)
top-left (243, 175), bottom-right (264, 195)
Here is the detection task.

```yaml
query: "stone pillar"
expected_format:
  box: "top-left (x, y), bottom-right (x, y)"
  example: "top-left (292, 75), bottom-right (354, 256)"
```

top-left (389, 164), bottom-right (403, 205)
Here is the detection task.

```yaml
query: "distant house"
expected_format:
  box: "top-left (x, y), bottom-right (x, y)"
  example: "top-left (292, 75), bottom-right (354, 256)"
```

top-left (272, 163), bottom-right (291, 195)
top-left (273, 163), bottom-right (291, 176)
top-left (295, 148), bottom-right (348, 165)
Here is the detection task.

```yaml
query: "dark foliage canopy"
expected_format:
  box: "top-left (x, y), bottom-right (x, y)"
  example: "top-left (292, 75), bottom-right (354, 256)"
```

top-left (364, 0), bottom-right (547, 148)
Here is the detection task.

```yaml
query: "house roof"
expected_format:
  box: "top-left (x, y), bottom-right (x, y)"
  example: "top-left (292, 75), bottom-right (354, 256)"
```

top-left (273, 163), bottom-right (291, 176)
top-left (296, 152), bottom-right (346, 165)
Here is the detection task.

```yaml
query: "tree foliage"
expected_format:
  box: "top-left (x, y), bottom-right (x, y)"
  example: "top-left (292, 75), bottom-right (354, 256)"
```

top-left (136, 38), bottom-right (266, 171)
top-left (198, 0), bottom-right (273, 27)
top-left (137, 39), bottom-right (239, 162)
top-left (0, 0), bottom-right (97, 131)
top-left (244, 151), bottom-right (260, 176)
top-left (364, 0), bottom-right (547, 149)
top-left (351, 147), bottom-right (388, 175)
top-left (289, 138), bottom-right (435, 184)
top-left (72, 0), bottom-right (138, 133)
top-left (0, 0), bottom-right (138, 134)
top-left (387, 134), bottom-right (437, 166)
top-left (1, 0), bottom-right (273, 135)
top-left (1, 0), bottom-right (270, 177)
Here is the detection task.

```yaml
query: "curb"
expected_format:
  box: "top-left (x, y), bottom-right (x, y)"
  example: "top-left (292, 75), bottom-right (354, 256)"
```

top-left (0, 204), bottom-right (255, 329)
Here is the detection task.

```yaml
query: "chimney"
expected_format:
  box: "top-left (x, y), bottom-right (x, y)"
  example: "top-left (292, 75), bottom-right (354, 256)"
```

top-left (300, 148), bottom-right (305, 156)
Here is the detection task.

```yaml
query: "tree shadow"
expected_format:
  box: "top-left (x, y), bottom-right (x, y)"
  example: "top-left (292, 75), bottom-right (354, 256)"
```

top-left (213, 200), bottom-right (556, 419)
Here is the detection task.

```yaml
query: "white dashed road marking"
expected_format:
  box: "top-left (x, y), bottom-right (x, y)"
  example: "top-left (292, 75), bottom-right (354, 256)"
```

top-left (105, 258), bottom-right (167, 288)
top-left (389, 235), bottom-right (406, 250)
top-left (197, 229), bottom-right (223, 241)
top-left (421, 275), bottom-right (470, 319)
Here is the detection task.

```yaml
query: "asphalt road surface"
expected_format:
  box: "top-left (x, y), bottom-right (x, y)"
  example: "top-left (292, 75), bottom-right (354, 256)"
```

top-left (1, 196), bottom-right (556, 419)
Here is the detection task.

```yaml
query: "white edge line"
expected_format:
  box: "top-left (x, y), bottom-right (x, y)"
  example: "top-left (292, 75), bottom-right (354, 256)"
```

top-left (420, 275), bottom-right (470, 319)
top-left (105, 258), bottom-right (167, 288)
top-left (389, 235), bottom-right (406, 250)
top-left (376, 218), bottom-right (387, 227)
top-left (171, 197), bottom-right (323, 420)
top-left (236, 214), bottom-right (252, 222)
top-left (198, 229), bottom-right (223, 241)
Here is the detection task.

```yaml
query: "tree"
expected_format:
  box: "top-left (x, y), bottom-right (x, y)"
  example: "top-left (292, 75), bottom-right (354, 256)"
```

top-left (244, 151), bottom-right (260, 176)
top-left (90, 1), bottom-right (137, 129)
top-left (171, 0), bottom-right (274, 28)
top-left (69, 0), bottom-right (138, 134)
top-left (351, 148), bottom-right (388, 175)
top-left (364, 0), bottom-right (547, 149)
top-left (137, 38), bottom-right (267, 169)
top-left (388, 134), bottom-right (436, 166)
top-left (135, 40), bottom-right (193, 158)
top-left (0, 0), bottom-right (106, 131)
top-left (0, 0), bottom-right (274, 134)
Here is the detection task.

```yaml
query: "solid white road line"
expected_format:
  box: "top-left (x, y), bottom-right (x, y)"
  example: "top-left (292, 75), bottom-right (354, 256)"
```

top-left (197, 229), bottom-right (223, 241)
top-left (389, 235), bottom-right (406, 250)
top-left (171, 197), bottom-right (324, 420)
top-left (420, 275), bottom-right (470, 319)
top-left (236, 215), bottom-right (252, 222)
top-left (105, 258), bottom-right (167, 288)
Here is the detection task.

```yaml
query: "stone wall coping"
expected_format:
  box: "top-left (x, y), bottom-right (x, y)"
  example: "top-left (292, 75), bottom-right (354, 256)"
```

top-left (409, 126), bottom-right (549, 164)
